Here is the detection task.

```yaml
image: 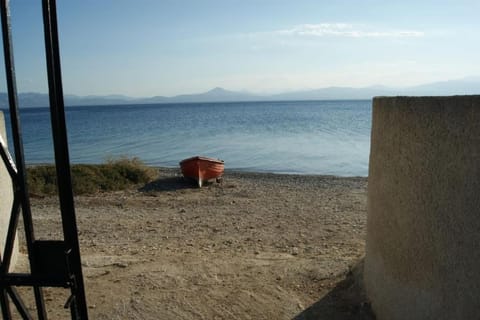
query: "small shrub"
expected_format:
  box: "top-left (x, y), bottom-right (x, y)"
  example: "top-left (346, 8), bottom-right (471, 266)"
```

top-left (71, 165), bottom-right (104, 194)
top-left (27, 165), bottom-right (58, 195)
top-left (27, 157), bottom-right (158, 196)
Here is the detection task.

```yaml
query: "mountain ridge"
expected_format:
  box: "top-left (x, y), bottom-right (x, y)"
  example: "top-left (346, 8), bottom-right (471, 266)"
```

top-left (1, 78), bottom-right (480, 108)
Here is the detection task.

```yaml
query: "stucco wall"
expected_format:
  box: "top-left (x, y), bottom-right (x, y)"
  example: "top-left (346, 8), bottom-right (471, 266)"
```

top-left (0, 111), bottom-right (17, 270)
top-left (364, 96), bottom-right (480, 320)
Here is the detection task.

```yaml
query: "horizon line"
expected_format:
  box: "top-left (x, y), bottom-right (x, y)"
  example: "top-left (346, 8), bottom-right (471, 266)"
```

top-left (2, 75), bottom-right (480, 99)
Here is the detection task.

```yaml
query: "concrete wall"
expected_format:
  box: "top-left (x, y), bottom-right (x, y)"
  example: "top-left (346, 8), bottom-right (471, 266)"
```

top-left (0, 111), bottom-right (17, 270)
top-left (364, 96), bottom-right (480, 320)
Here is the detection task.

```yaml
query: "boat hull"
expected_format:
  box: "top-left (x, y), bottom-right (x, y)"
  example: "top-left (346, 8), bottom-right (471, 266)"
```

top-left (179, 156), bottom-right (224, 187)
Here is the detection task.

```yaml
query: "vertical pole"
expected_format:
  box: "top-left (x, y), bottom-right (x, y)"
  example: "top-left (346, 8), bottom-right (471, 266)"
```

top-left (0, 1), bottom-right (48, 319)
top-left (1, 197), bottom-right (20, 273)
top-left (0, 288), bottom-right (12, 319)
top-left (41, 0), bottom-right (89, 318)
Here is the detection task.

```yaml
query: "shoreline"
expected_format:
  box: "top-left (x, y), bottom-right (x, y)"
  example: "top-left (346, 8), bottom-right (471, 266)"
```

top-left (27, 162), bottom-right (368, 179)
top-left (19, 168), bottom-right (371, 319)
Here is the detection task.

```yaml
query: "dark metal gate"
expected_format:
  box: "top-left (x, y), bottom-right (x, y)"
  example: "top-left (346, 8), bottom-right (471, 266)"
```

top-left (0, 0), bottom-right (88, 319)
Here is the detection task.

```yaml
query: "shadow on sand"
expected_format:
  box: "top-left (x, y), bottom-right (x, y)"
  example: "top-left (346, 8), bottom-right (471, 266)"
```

top-left (139, 176), bottom-right (220, 192)
top-left (294, 260), bottom-right (375, 320)
top-left (139, 176), bottom-right (196, 192)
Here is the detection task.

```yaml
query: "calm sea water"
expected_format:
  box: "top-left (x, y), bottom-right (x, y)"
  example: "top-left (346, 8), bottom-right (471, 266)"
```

top-left (2, 100), bottom-right (372, 176)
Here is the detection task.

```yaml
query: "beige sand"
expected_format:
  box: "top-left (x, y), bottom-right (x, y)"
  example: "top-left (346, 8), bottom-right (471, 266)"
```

top-left (17, 169), bottom-right (373, 319)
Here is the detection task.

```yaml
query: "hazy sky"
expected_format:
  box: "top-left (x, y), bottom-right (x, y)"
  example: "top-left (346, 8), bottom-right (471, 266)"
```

top-left (2, 0), bottom-right (480, 97)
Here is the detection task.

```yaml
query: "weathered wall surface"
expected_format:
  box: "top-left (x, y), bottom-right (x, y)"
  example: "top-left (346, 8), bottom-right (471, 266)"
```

top-left (364, 96), bottom-right (480, 320)
top-left (0, 111), bottom-right (17, 269)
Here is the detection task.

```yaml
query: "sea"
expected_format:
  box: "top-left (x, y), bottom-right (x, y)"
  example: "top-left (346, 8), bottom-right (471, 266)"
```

top-left (2, 100), bottom-right (372, 177)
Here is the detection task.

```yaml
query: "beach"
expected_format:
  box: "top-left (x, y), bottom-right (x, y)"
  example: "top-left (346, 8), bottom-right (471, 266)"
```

top-left (19, 168), bottom-right (372, 319)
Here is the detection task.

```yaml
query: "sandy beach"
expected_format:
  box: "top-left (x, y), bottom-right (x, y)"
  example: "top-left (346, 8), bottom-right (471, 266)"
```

top-left (18, 168), bottom-right (373, 319)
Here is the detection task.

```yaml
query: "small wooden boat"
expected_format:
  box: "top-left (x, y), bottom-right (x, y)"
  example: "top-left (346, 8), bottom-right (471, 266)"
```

top-left (179, 156), bottom-right (224, 187)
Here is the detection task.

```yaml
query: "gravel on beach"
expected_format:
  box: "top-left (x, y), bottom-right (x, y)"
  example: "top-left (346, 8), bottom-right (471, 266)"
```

top-left (18, 168), bottom-right (374, 319)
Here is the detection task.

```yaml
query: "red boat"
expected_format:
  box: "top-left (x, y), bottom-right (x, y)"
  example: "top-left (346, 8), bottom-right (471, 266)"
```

top-left (179, 156), bottom-right (224, 187)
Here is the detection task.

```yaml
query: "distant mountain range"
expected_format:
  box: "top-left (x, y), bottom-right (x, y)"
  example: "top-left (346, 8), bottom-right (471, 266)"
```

top-left (1, 77), bottom-right (480, 108)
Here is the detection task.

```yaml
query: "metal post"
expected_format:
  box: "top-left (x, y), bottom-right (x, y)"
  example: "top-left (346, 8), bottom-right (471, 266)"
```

top-left (0, 1), bottom-right (47, 318)
top-left (0, 1), bottom-right (89, 319)
top-left (41, 0), bottom-right (89, 318)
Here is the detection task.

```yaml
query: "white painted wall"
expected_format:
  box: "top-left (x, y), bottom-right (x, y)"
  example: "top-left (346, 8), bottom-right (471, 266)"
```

top-left (0, 111), bottom-right (17, 270)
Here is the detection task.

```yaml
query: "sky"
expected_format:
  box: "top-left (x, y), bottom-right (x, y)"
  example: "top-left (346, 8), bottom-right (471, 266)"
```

top-left (1, 0), bottom-right (480, 97)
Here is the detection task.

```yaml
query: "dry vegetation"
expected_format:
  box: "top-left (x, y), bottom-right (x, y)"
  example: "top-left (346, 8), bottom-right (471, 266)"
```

top-left (27, 157), bottom-right (157, 195)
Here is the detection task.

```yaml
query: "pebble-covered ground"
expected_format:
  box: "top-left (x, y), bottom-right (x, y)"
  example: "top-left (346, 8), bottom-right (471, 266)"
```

top-left (16, 169), bottom-right (374, 319)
